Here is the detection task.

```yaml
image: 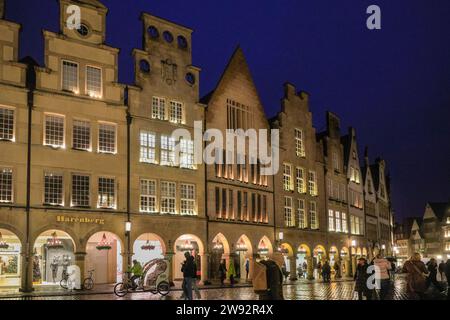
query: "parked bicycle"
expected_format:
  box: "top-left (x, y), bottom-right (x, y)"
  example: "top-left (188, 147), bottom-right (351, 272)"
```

top-left (83, 269), bottom-right (95, 290)
top-left (60, 269), bottom-right (95, 291)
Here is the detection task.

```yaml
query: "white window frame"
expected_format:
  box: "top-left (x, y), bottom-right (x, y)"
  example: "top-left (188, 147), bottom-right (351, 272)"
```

top-left (152, 97), bottom-right (166, 120)
top-left (0, 168), bottom-right (13, 203)
top-left (161, 136), bottom-right (176, 166)
top-left (328, 209), bottom-right (335, 231)
top-left (169, 100), bottom-right (183, 124)
top-left (180, 183), bottom-right (196, 216)
top-left (295, 128), bottom-right (306, 157)
top-left (284, 196), bottom-right (294, 227)
top-left (160, 181), bottom-right (176, 214)
top-left (309, 201), bottom-right (318, 229)
top-left (97, 176), bottom-right (116, 209)
top-left (44, 113), bottom-right (65, 149)
top-left (61, 60), bottom-right (79, 93)
top-left (335, 211), bottom-right (341, 232)
top-left (180, 139), bottom-right (195, 169)
top-left (296, 167), bottom-right (306, 194)
top-left (44, 172), bottom-right (64, 206)
top-left (85, 65), bottom-right (103, 98)
top-left (308, 171), bottom-right (317, 196)
top-left (72, 119), bottom-right (91, 151)
top-left (298, 199), bottom-right (306, 229)
top-left (140, 179), bottom-right (157, 213)
top-left (140, 130), bottom-right (157, 164)
top-left (71, 174), bottom-right (90, 208)
top-left (0, 106), bottom-right (15, 142)
top-left (283, 163), bottom-right (293, 191)
top-left (98, 122), bottom-right (117, 154)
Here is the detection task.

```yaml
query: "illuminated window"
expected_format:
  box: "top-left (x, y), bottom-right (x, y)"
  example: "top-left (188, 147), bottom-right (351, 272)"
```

top-left (180, 139), bottom-right (194, 169)
top-left (0, 168), bottom-right (13, 203)
top-left (152, 97), bottom-right (166, 120)
top-left (86, 66), bottom-right (102, 98)
top-left (44, 114), bottom-right (65, 148)
top-left (181, 184), bottom-right (195, 216)
top-left (98, 123), bottom-right (116, 154)
top-left (328, 210), bottom-right (335, 231)
top-left (335, 211), bottom-right (341, 232)
top-left (227, 99), bottom-right (253, 130)
top-left (62, 60), bottom-right (78, 93)
top-left (308, 171), bottom-right (317, 196)
top-left (140, 131), bottom-right (156, 164)
top-left (309, 201), bottom-right (318, 229)
top-left (140, 179), bottom-right (156, 213)
top-left (72, 120), bottom-right (91, 151)
top-left (296, 167), bottom-right (305, 193)
top-left (161, 181), bottom-right (176, 214)
top-left (98, 177), bottom-right (116, 209)
top-left (0, 107), bottom-right (14, 141)
top-left (298, 199), bottom-right (306, 229)
top-left (295, 129), bottom-right (305, 157)
top-left (283, 164), bottom-right (293, 191)
top-left (169, 101), bottom-right (183, 124)
top-left (161, 136), bottom-right (175, 166)
top-left (284, 197), bottom-right (294, 227)
top-left (71, 174), bottom-right (90, 207)
top-left (44, 173), bottom-right (63, 206)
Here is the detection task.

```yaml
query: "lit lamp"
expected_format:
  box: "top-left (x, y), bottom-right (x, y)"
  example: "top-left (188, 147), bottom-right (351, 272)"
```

top-left (125, 221), bottom-right (132, 233)
top-left (47, 232), bottom-right (64, 249)
top-left (212, 241), bottom-right (224, 252)
top-left (179, 240), bottom-right (194, 252)
top-left (437, 255), bottom-right (443, 260)
top-left (141, 240), bottom-right (155, 251)
top-left (278, 244), bottom-right (289, 255)
top-left (351, 240), bottom-right (357, 247)
top-left (258, 241), bottom-right (269, 255)
top-left (96, 233), bottom-right (112, 251)
top-left (235, 240), bottom-right (248, 252)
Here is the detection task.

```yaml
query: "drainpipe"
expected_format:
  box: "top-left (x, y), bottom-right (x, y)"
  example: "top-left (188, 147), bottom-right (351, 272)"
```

top-left (125, 86), bottom-right (132, 270)
top-left (23, 58), bottom-right (36, 292)
top-left (203, 108), bottom-right (211, 285)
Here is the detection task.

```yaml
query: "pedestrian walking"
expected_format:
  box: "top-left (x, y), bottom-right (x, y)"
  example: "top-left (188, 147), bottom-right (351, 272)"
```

top-left (373, 253), bottom-right (392, 300)
top-left (333, 260), bottom-right (341, 279)
top-left (219, 259), bottom-right (227, 286)
top-left (245, 259), bottom-right (250, 281)
top-left (322, 261), bottom-right (331, 283)
top-left (227, 259), bottom-right (236, 286)
top-left (402, 253), bottom-right (428, 300)
top-left (354, 258), bottom-right (372, 300)
top-left (317, 261), bottom-right (322, 279)
top-left (302, 261), bottom-right (307, 278)
top-left (181, 252), bottom-right (196, 300)
top-left (426, 258), bottom-right (441, 297)
top-left (297, 264), bottom-right (304, 279)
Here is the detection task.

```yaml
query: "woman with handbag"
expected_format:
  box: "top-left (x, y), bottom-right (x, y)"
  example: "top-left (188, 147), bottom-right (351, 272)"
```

top-left (402, 253), bottom-right (429, 300)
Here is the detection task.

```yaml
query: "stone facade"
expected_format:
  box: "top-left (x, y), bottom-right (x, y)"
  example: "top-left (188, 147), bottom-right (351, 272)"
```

top-left (0, 0), bottom-right (394, 291)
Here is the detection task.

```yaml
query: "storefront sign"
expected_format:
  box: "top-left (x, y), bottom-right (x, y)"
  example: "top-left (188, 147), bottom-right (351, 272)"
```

top-left (56, 216), bottom-right (105, 225)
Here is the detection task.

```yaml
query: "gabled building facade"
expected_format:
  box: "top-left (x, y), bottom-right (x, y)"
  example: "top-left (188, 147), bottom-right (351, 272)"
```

top-left (421, 202), bottom-right (450, 259)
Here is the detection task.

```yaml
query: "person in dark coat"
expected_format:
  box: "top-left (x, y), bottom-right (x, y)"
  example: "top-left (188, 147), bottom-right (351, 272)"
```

top-left (181, 252), bottom-right (196, 300)
top-left (445, 259), bottom-right (450, 300)
top-left (403, 253), bottom-right (428, 300)
top-left (322, 261), bottom-right (331, 283)
top-left (219, 259), bottom-right (227, 286)
top-left (354, 258), bottom-right (371, 300)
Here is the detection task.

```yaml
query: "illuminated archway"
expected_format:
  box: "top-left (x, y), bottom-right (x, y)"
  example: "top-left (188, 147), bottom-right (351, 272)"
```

top-left (296, 244), bottom-right (311, 277)
top-left (257, 236), bottom-right (273, 257)
top-left (362, 248), bottom-right (368, 258)
top-left (173, 234), bottom-right (204, 280)
top-left (33, 230), bottom-right (76, 287)
top-left (234, 235), bottom-right (253, 281)
top-left (211, 233), bottom-right (230, 280)
top-left (0, 229), bottom-right (22, 289)
top-left (329, 246), bottom-right (339, 267)
top-left (356, 247), bottom-right (362, 257)
top-left (85, 232), bottom-right (123, 284)
top-left (133, 233), bottom-right (165, 266)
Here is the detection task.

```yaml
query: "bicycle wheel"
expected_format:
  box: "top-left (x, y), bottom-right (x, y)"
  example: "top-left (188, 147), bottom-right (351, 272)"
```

top-left (60, 279), bottom-right (68, 290)
top-left (83, 278), bottom-right (94, 291)
top-left (157, 281), bottom-right (170, 296)
top-left (114, 282), bottom-right (129, 297)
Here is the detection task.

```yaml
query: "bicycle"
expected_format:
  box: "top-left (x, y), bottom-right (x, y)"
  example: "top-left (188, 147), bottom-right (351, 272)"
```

top-left (83, 269), bottom-right (95, 290)
top-left (60, 270), bottom-right (75, 290)
top-left (114, 271), bottom-right (170, 297)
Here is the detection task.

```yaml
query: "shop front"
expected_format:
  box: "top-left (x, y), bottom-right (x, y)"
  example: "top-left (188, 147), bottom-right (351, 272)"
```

top-left (0, 229), bottom-right (21, 288)
top-left (210, 233), bottom-right (230, 281)
top-left (173, 234), bottom-right (203, 281)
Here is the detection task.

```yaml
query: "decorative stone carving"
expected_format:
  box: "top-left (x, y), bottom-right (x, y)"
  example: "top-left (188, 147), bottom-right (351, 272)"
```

top-left (161, 58), bottom-right (177, 85)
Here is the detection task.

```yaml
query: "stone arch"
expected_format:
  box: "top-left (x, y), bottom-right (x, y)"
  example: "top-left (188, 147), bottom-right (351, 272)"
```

top-left (81, 227), bottom-right (126, 252)
top-left (313, 245), bottom-right (327, 258)
top-left (133, 232), bottom-right (166, 255)
top-left (257, 236), bottom-right (273, 255)
top-left (173, 234), bottom-right (205, 281)
top-left (280, 242), bottom-right (295, 257)
top-left (362, 247), bottom-right (368, 257)
top-left (235, 234), bottom-right (253, 255)
top-left (31, 225), bottom-right (79, 252)
top-left (173, 233), bottom-right (204, 255)
top-left (0, 228), bottom-right (23, 289)
top-left (0, 223), bottom-right (25, 247)
top-left (212, 233), bottom-right (230, 255)
top-left (298, 244), bottom-right (312, 256)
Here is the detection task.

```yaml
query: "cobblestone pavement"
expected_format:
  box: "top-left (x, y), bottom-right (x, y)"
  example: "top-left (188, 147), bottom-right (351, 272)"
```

top-left (3, 276), bottom-right (430, 301)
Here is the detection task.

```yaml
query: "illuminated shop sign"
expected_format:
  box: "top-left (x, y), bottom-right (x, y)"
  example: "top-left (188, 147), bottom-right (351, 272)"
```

top-left (56, 216), bottom-right (105, 225)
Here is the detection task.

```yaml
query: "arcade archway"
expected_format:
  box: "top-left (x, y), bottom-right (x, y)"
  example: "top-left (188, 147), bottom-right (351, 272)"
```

top-left (33, 230), bottom-right (75, 287)
top-left (234, 235), bottom-right (252, 282)
top-left (211, 233), bottom-right (230, 280)
top-left (0, 229), bottom-right (21, 288)
top-left (85, 232), bottom-right (123, 284)
top-left (173, 234), bottom-right (204, 280)
top-left (133, 233), bottom-right (165, 266)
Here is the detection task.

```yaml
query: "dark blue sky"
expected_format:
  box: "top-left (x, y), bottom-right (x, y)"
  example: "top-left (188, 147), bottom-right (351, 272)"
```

top-left (5, 0), bottom-right (450, 221)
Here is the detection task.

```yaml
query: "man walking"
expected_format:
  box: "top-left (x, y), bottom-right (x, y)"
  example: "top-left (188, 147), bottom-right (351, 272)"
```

top-left (181, 252), bottom-right (196, 300)
top-left (446, 258), bottom-right (450, 300)
top-left (373, 253), bottom-right (392, 300)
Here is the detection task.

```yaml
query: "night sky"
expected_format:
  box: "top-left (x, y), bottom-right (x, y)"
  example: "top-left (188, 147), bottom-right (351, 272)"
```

top-left (5, 0), bottom-right (450, 222)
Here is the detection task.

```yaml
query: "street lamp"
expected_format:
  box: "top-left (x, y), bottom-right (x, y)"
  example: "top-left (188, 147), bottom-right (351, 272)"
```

top-left (125, 221), bottom-right (132, 233)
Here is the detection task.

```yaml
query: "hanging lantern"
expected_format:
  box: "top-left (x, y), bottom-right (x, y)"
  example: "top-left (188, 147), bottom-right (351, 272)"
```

top-left (277, 245), bottom-right (289, 255)
top-left (96, 233), bottom-right (112, 251)
top-left (0, 232), bottom-right (9, 250)
top-left (235, 239), bottom-right (248, 252)
top-left (212, 241), bottom-right (224, 252)
top-left (141, 240), bottom-right (155, 251)
top-left (298, 247), bottom-right (307, 255)
top-left (257, 240), bottom-right (269, 255)
top-left (47, 232), bottom-right (64, 249)
top-left (179, 240), bottom-right (194, 252)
